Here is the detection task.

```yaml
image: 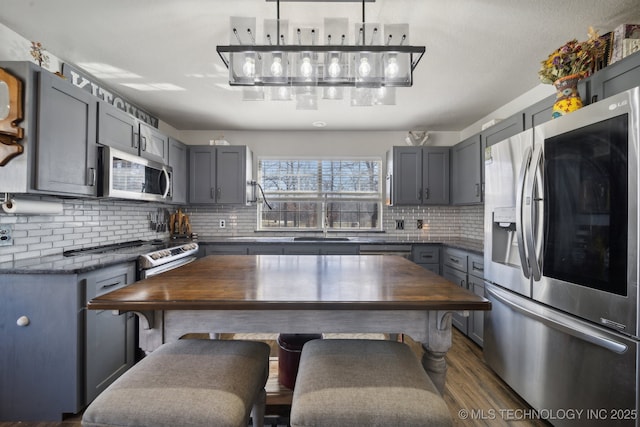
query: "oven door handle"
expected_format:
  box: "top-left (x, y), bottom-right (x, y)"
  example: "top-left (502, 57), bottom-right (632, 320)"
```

top-left (486, 285), bottom-right (628, 354)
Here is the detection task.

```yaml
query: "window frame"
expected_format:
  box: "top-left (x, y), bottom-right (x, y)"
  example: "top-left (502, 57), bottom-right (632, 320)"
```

top-left (257, 156), bottom-right (384, 232)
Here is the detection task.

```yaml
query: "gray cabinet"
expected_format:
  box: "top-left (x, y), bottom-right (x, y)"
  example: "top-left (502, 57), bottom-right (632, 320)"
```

top-left (450, 135), bottom-right (482, 205)
top-left (523, 94), bottom-right (556, 129)
top-left (82, 263), bottom-right (136, 404)
top-left (480, 113), bottom-right (524, 148)
top-left (97, 102), bottom-right (168, 164)
top-left (1, 274), bottom-right (82, 421)
top-left (36, 71), bottom-right (98, 196)
top-left (189, 145), bottom-right (252, 205)
top-left (439, 247), bottom-right (485, 346)
top-left (139, 121), bottom-right (168, 164)
top-left (168, 137), bottom-right (188, 204)
top-left (97, 101), bottom-right (138, 155)
top-left (0, 262), bottom-right (135, 421)
top-left (467, 254), bottom-right (485, 347)
top-left (411, 244), bottom-right (440, 274)
top-left (387, 146), bottom-right (450, 205)
top-left (589, 51), bottom-right (640, 104)
top-left (442, 247), bottom-right (469, 334)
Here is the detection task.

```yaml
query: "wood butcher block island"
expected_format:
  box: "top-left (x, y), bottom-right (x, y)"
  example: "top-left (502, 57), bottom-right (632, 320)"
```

top-left (88, 254), bottom-right (491, 392)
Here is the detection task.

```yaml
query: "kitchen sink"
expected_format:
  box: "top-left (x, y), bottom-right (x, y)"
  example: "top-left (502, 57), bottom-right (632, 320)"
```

top-left (292, 237), bottom-right (351, 242)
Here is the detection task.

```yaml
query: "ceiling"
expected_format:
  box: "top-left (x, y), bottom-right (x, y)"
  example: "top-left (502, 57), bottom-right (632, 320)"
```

top-left (1, 0), bottom-right (639, 132)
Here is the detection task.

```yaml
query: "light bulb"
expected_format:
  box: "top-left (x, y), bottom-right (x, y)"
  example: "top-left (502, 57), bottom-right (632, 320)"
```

top-left (328, 57), bottom-right (341, 78)
top-left (358, 57), bottom-right (371, 77)
top-left (385, 57), bottom-right (399, 78)
top-left (270, 56), bottom-right (283, 77)
top-left (300, 57), bottom-right (313, 78)
top-left (242, 56), bottom-right (255, 78)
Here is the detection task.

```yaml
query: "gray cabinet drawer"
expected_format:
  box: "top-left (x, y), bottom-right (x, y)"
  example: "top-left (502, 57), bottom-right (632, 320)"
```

top-left (411, 245), bottom-right (440, 264)
top-left (443, 247), bottom-right (468, 273)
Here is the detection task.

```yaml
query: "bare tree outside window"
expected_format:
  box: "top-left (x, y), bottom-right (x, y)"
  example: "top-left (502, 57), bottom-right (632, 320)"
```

top-left (258, 159), bottom-right (382, 231)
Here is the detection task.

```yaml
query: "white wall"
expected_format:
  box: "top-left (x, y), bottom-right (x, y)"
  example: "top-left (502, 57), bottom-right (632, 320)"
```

top-left (0, 23), bottom-right (62, 72)
top-left (177, 130), bottom-right (460, 159)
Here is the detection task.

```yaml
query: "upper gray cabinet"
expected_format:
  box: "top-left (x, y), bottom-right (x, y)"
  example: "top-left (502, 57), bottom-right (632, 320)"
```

top-left (97, 101), bottom-right (168, 164)
top-left (589, 50), bottom-right (640, 103)
top-left (168, 137), bottom-right (188, 205)
top-left (36, 71), bottom-right (98, 196)
top-left (450, 135), bottom-right (482, 205)
top-left (189, 145), bottom-right (252, 205)
top-left (387, 146), bottom-right (449, 206)
top-left (480, 113), bottom-right (524, 148)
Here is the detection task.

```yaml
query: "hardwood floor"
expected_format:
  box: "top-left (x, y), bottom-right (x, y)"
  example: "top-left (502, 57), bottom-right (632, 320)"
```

top-left (0, 329), bottom-right (549, 427)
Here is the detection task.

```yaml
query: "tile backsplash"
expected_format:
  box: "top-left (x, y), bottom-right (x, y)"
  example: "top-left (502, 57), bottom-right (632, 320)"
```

top-left (0, 197), bottom-right (483, 263)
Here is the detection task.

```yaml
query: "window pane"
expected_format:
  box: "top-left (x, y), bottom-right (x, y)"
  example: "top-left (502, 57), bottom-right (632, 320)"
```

top-left (258, 158), bottom-right (382, 231)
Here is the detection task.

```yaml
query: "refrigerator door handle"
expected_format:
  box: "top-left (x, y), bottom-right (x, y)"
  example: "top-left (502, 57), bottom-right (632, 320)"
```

top-left (486, 285), bottom-right (628, 354)
top-left (516, 146), bottom-right (532, 278)
top-left (525, 145), bottom-right (544, 281)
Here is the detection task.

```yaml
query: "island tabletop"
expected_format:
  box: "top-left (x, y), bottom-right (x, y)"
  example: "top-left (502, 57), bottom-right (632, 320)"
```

top-left (88, 254), bottom-right (491, 392)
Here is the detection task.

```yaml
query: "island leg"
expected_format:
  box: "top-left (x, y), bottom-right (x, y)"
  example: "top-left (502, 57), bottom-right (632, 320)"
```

top-left (421, 310), bottom-right (454, 394)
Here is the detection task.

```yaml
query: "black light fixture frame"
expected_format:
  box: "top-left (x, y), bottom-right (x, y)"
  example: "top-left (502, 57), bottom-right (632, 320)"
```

top-left (216, 0), bottom-right (425, 87)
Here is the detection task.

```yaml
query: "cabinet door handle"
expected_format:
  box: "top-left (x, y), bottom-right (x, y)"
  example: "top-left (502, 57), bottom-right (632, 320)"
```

top-left (217, 188), bottom-right (222, 199)
top-left (417, 190), bottom-right (422, 201)
top-left (475, 183), bottom-right (480, 197)
top-left (460, 279), bottom-right (466, 288)
top-left (424, 188), bottom-right (429, 200)
top-left (449, 257), bottom-right (459, 264)
top-left (133, 132), bottom-right (139, 149)
top-left (141, 136), bottom-right (147, 152)
top-left (210, 188), bottom-right (216, 200)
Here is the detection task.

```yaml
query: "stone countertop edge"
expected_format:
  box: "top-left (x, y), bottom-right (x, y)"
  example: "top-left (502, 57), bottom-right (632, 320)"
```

top-left (0, 238), bottom-right (483, 274)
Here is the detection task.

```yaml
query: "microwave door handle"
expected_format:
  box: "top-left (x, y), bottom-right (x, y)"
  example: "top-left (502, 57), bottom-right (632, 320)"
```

top-left (525, 145), bottom-right (544, 281)
top-left (161, 168), bottom-right (170, 199)
top-left (516, 146), bottom-right (532, 279)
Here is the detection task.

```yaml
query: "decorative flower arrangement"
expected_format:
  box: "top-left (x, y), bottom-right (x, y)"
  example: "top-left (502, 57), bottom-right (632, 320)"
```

top-left (30, 41), bottom-right (49, 68)
top-left (538, 27), bottom-right (607, 84)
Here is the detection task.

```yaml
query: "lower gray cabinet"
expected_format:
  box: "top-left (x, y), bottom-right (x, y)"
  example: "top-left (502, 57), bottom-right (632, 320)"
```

top-left (440, 247), bottom-right (485, 347)
top-left (467, 254), bottom-right (485, 347)
top-left (442, 249), bottom-right (468, 334)
top-left (0, 262), bottom-right (136, 422)
top-left (411, 244), bottom-right (440, 274)
top-left (82, 263), bottom-right (136, 404)
top-left (0, 274), bottom-right (82, 421)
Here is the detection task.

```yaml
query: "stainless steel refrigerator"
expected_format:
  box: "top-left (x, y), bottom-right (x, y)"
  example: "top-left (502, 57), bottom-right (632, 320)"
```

top-left (484, 86), bottom-right (640, 426)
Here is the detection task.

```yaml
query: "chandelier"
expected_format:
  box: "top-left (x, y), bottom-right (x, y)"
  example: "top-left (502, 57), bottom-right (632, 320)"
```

top-left (215, 0), bottom-right (425, 108)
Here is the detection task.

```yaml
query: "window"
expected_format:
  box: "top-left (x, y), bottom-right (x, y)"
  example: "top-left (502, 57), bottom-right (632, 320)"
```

top-left (257, 159), bottom-right (382, 231)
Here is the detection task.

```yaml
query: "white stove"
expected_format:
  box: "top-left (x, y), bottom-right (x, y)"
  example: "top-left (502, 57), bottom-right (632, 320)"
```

top-left (138, 242), bottom-right (199, 278)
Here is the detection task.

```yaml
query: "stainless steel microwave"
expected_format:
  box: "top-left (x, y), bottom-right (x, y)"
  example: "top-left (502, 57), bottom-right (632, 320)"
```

top-left (99, 146), bottom-right (172, 202)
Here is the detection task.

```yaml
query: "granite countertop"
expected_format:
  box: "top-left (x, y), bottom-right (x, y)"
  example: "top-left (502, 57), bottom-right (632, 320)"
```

top-left (0, 252), bottom-right (140, 275)
top-left (0, 237), bottom-right (483, 275)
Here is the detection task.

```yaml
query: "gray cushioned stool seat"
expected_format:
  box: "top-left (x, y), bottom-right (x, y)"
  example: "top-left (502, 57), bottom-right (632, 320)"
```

top-left (290, 339), bottom-right (452, 427)
top-left (82, 339), bottom-right (270, 427)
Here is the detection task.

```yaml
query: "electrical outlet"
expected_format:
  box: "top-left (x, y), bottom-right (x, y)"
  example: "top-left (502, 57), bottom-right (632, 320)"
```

top-left (395, 219), bottom-right (404, 230)
top-left (0, 224), bottom-right (13, 246)
top-left (219, 219), bottom-right (226, 228)
top-left (417, 219), bottom-right (423, 229)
